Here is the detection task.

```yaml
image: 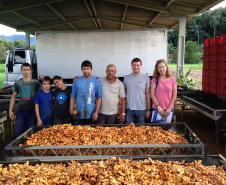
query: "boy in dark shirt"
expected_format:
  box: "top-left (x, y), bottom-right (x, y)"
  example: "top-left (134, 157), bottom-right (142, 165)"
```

top-left (9, 63), bottom-right (42, 138)
top-left (34, 76), bottom-right (53, 126)
top-left (52, 76), bottom-right (73, 124)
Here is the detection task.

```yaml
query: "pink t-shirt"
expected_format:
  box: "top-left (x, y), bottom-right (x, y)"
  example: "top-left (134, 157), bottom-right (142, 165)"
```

top-left (151, 77), bottom-right (177, 110)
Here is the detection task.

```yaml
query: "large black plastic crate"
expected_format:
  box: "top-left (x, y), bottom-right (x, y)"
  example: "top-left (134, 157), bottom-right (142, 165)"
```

top-left (5, 122), bottom-right (205, 162)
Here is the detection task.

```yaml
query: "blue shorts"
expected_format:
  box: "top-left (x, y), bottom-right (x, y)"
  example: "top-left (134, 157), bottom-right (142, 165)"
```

top-left (14, 111), bottom-right (36, 138)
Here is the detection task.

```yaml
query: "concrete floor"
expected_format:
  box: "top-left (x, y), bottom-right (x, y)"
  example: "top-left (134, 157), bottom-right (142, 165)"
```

top-left (174, 106), bottom-right (226, 158)
top-left (0, 105), bottom-right (225, 161)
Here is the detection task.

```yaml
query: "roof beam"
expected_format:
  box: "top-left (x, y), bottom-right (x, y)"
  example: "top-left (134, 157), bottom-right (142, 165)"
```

top-left (104, 0), bottom-right (197, 16)
top-left (46, 3), bottom-right (77, 30)
top-left (198, 0), bottom-right (224, 13)
top-left (90, 0), bottom-right (102, 29)
top-left (170, 0), bottom-right (224, 29)
top-left (84, 0), bottom-right (99, 29)
top-left (166, 0), bottom-right (174, 7)
top-left (120, 5), bottom-right (128, 29)
top-left (12, 11), bottom-right (40, 25)
top-left (98, 16), bottom-right (169, 29)
top-left (148, 12), bottom-right (161, 25)
top-left (17, 16), bottom-right (91, 32)
top-left (0, 0), bottom-right (64, 14)
top-left (12, 11), bottom-right (51, 31)
top-left (148, 0), bottom-right (174, 25)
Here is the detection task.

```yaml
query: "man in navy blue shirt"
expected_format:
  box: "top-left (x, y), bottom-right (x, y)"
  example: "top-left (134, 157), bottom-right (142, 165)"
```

top-left (70, 60), bottom-right (102, 125)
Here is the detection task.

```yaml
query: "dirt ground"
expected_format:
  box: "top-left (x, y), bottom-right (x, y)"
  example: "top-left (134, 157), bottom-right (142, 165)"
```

top-left (170, 68), bottom-right (202, 90)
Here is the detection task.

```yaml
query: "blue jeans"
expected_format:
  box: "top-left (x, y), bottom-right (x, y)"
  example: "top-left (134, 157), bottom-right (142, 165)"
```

top-left (126, 109), bottom-right (146, 124)
top-left (14, 111), bottom-right (35, 138)
top-left (41, 118), bottom-right (52, 125)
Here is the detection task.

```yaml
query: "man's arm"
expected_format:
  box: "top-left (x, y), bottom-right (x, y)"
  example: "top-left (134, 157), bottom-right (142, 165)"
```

top-left (70, 97), bottom-right (76, 115)
top-left (52, 96), bottom-right (56, 106)
top-left (9, 92), bottom-right (17, 120)
top-left (93, 98), bottom-right (102, 121)
top-left (145, 88), bottom-right (151, 119)
top-left (120, 97), bottom-right (126, 123)
top-left (35, 104), bottom-right (43, 126)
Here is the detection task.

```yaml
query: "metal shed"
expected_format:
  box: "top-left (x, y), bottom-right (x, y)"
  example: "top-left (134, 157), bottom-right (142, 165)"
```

top-left (0, 0), bottom-right (224, 77)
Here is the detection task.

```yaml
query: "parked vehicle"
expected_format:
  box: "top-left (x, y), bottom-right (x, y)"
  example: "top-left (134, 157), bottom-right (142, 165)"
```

top-left (4, 29), bottom-right (167, 87)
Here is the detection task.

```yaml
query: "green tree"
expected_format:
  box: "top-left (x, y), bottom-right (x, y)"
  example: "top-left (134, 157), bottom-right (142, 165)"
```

top-left (30, 45), bottom-right (36, 50)
top-left (185, 41), bottom-right (202, 64)
top-left (171, 41), bottom-right (202, 64)
top-left (13, 38), bottom-right (26, 48)
top-left (209, 14), bottom-right (221, 36)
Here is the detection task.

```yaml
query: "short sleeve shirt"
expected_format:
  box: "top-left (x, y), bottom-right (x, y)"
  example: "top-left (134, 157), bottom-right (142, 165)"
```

top-left (71, 76), bottom-right (102, 119)
top-left (151, 77), bottom-right (177, 110)
top-left (123, 73), bottom-right (150, 110)
top-left (13, 79), bottom-right (42, 111)
top-left (99, 77), bottom-right (126, 115)
top-left (34, 90), bottom-right (53, 119)
top-left (53, 86), bottom-right (72, 117)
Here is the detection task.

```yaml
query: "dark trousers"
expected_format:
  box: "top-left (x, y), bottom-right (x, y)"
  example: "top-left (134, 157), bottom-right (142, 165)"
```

top-left (53, 115), bottom-right (73, 125)
top-left (97, 113), bottom-right (117, 124)
top-left (74, 119), bottom-right (94, 125)
top-left (14, 111), bottom-right (35, 138)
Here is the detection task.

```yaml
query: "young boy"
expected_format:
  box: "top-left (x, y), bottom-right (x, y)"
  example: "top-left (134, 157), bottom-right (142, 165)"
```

top-left (52, 76), bottom-right (73, 124)
top-left (9, 63), bottom-right (42, 138)
top-left (34, 76), bottom-right (53, 126)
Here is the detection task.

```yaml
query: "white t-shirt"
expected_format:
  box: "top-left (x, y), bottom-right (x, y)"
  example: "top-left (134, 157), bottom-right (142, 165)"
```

top-left (99, 77), bottom-right (126, 115)
top-left (123, 73), bottom-right (150, 110)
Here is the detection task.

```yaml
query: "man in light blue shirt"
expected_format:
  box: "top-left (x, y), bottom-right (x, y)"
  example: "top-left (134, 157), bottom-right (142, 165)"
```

top-left (70, 60), bottom-right (102, 125)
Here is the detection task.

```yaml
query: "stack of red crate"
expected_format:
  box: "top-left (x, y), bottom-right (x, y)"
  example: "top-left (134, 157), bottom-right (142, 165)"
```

top-left (217, 34), bottom-right (226, 97)
top-left (208, 36), bottom-right (219, 94)
top-left (202, 38), bottom-right (210, 94)
top-left (203, 35), bottom-right (226, 97)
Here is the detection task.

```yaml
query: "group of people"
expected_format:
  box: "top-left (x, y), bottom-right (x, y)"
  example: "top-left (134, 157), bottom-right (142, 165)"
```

top-left (9, 58), bottom-right (177, 138)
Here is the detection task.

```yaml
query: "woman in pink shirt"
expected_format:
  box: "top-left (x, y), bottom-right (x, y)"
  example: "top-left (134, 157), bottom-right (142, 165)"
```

top-left (150, 59), bottom-right (177, 123)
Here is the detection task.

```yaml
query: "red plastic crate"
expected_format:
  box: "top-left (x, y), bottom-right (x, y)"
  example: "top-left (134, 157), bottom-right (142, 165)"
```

top-left (218, 59), bottom-right (226, 69)
top-left (223, 35), bottom-right (226, 53)
top-left (218, 69), bottom-right (226, 79)
top-left (203, 54), bottom-right (209, 62)
top-left (217, 84), bottom-right (226, 97)
top-left (209, 59), bottom-right (218, 69)
top-left (209, 83), bottom-right (217, 94)
top-left (209, 69), bottom-right (217, 77)
top-left (204, 38), bottom-right (210, 48)
top-left (219, 52), bottom-right (224, 62)
top-left (218, 77), bottom-right (226, 85)
top-left (217, 36), bottom-right (224, 53)
top-left (209, 75), bottom-right (217, 84)
top-left (202, 82), bottom-right (209, 94)
top-left (202, 67), bottom-right (208, 76)
top-left (202, 74), bottom-right (208, 83)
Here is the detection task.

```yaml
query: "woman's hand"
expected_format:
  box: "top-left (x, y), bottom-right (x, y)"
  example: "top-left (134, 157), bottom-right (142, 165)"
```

top-left (164, 107), bottom-right (172, 117)
top-left (157, 106), bottom-right (164, 116)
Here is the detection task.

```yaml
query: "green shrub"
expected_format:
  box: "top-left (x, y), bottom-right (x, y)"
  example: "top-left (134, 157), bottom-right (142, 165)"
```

top-left (176, 68), bottom-right (197, 89)
top-left (0, 59), bottom-right (5, 64)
